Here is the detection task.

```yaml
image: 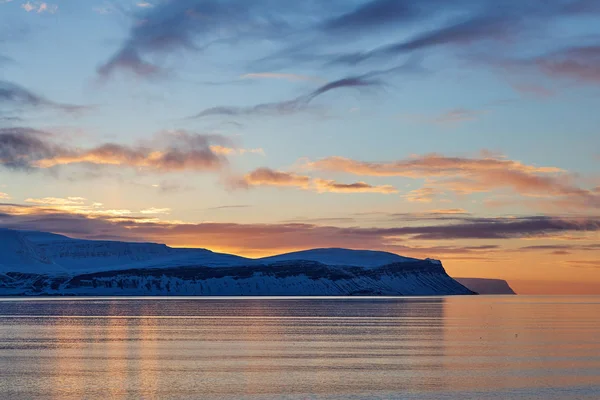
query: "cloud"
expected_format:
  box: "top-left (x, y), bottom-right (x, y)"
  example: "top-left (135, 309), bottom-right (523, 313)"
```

top-left (209, 145), bottom-right (265, 156)
top-left (432, 108), bottom-right (486, 124)
top-left (307, 152), bottom-right (600, 210)
top-left (510, 83), bottom-right (555, 98)
top-left (535, 45), bottom-right (600, 83)
top-left (491, 45), bottom-right (600, 86)
top-left (0, 128), bottom-right (230, 173)
top-left (321, 0), bottom-right (431, 34)
top-left (404, 187), bottom-right (443, 203)
top-left (236, 168), bottom-right (398, 194)
top-left (240, 73), bottom-right (323, 82)
top-left (0, 192), bottom-right (10, 200)
top-left (0, 80), bottom-right (86, 114)
top-left (140, 207), bottom-right (170, 215)
top-left (519, 244), bottom-right (600, 252)
top-left (6, 197), bottom-right (134, 219)
top-left (567, 260), bottom-right (600, 269)
top-left (136, 1), bottom-right (153, 8)
top-left (21, 1), bottom-right (57, 13)
top-left (331, 11), bottom-right (523, 65)
top-left (190, 73), bottom-right (383, 119)
top-left (241, 168), bottom-right (311, 189)
top-left (96, 0), bottom-right (327, 78)
top-left (427, 208), bottom-right (469, 215)
top-left (25, 197), bottom-right (86, 206)
top-left (206, 204), bottom-right (252, 210)
top-left (313, 179), bottom-right (397, 194)
top-left (152, 180), bottom-right (194, 193)
top-left (1, 203), bottom-right (599, 256)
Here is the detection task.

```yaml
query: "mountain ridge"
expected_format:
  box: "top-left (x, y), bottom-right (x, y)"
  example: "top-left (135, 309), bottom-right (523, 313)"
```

top-left (0, 228), bottom-right (474, 296)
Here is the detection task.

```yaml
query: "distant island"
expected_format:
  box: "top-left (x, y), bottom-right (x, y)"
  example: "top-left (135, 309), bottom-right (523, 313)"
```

top-left (455, 278), bottom-right (516, 295)
top-left (0, 228), bottom-right (474, 296)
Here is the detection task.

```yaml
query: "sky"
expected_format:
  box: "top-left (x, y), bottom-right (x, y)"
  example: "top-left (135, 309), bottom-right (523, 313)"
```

top-left (0, 0), bottom-right (599, 294)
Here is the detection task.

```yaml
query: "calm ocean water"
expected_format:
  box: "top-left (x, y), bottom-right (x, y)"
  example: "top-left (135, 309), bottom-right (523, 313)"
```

top-left (0, 296), bottom-right (599, 399)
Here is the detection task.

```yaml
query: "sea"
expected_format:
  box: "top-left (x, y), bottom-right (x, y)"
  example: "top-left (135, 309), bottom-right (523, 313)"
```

top-left (0, 296), bottom-right (599, 399)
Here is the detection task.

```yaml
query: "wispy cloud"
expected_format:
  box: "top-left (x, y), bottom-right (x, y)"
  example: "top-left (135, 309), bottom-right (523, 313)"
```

top-left (140, 207), bottom-right (170, 215)
top-left (404, 108), bottom-right (487, 125)
top-left (313, 179), bottom-right (397, 194)
top-left (190, 73), bottom-right (383, 119)
top-left (535, 45), bottom-right (600, 83)
top-left (206, 204), bottom-right (252, 210)
top-left (0, 80), bottom-right (87, 114)
top-left (96, 0), bottom-right (332, 78)
top-left (0, 192), bottom-right (10, 200)
top-left (240, 73), bottom-right (323, 82)
top-left (21, 1), bottom-right (57, 13)
top-left (403, 187), bottom-right (443, 203)
top-left (433, 108), bottom-right (486, 124)
top-left (209, 145), bottom-right (265, 156)
top-left (510, 83), bottom-right (555, 98)
top-left (25, 196), bottom-right (86, 206)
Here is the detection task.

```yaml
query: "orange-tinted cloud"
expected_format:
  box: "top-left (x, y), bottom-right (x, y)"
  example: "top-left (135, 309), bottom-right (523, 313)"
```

top-left (404, 187), bottom-right (442, 202)
top-left (0, 128), bottom-right (228, 173)
top-left (427, 208), bottom-right (469, 214)
top-left (209, 145), bottom-right (265, 156)
top-left (238, 168), bottom-right (398, 194)
top-left (313, 178), bottom-right (397, 194)
top-left (242, 168), bottom-right (311, 188)
top-left (308, 152), bottom-right (600, 209)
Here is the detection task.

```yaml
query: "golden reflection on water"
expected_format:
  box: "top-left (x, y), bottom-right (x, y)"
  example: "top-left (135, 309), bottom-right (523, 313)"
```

top-left (0, 297), bottom-right (599, 399)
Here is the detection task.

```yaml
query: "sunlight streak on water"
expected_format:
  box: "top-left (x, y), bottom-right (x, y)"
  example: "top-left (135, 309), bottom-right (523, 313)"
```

top-left (0, 296), bottom-right (599, 399)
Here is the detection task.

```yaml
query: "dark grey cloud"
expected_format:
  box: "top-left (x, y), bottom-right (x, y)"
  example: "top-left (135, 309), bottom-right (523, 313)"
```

top-left (0, 128), bottom-right (63, 170)
top-left (97, 0), bottom-right (344, 78)
top-left (331, 12), bottom-right (524, 65)
top-left (0, 80), bottom-right (87, 114)
top-left (190, 74), bottom-right (380, 118)
top-left (322, 0), bottom-right (432, 33)
top-left (189, 64), bottom-right (411, 119)
top-left (1, 204), bottom-right (599, 250)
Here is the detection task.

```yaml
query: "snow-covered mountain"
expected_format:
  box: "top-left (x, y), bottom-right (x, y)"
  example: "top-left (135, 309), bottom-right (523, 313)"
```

top-left (0, 228), bottom-right (474, 296)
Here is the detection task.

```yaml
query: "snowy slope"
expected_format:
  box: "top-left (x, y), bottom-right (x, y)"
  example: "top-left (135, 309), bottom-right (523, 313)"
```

top-left (0, 229), bottom-right (474, 296)
top-left (21, 231), bottom-right (254, 273)
top-left (0, 230), bottom-right (66, 274)
top-left (259, 248), bottom-right (418, 267)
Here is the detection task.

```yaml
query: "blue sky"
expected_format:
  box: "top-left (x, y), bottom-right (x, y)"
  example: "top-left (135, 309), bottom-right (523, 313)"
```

top-left (1, 0), bottom-right (600, 293)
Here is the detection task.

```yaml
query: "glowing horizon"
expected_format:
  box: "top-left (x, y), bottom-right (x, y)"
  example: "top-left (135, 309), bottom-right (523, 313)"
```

top-left (1, 0), bottom-right (599, 295)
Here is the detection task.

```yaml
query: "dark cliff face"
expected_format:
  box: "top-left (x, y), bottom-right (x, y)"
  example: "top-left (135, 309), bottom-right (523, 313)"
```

top-left (67, 259), bottom-right (446, 283)
top-left (1, 260), bottom-right (475, 296)
top-left (455, 278), bottom-right (516, 295)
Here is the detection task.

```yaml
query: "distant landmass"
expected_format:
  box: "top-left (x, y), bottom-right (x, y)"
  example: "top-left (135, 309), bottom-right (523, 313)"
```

top-left (455, 278), bottom-right (516, 295)
top-left (0, 229), bottom-right (474, 296)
